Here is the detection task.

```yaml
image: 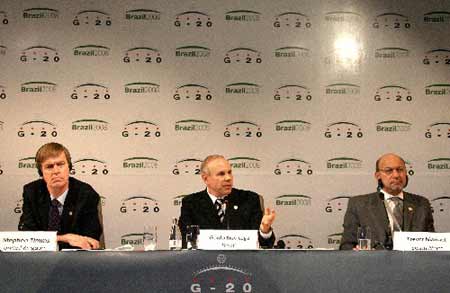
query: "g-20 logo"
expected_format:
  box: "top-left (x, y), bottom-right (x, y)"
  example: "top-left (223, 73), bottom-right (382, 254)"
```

top-left (190, 254), bottom-right (252, 293)
top-left (18, 121), bottom-right (57, 137)
top-left (325, 196), bottom-right (350, 213)
top-left (425, 123), bottom-right (450, 139)
top-left (73, 10), bottom-right (111, 26)
top-left (224, 48), bottom-right (262, 64)
top-left (372, 13), bottom-right (411, 29)
top-left (325, 122), bottom-right (363, 138)
top-left (279, 234), bottom-right (314, 249)
top-left (0, 11), bottom-right (8, 24)
top-left (274, 12), bottom-right (311, 28)
top-left (224, 121), bottom-right (262, 138)
top-left (122, 121), bottom-right (161, 138)
top-left (124, 47), bottom-right (162, 63)
top-left (174, 11), bottom-right (212, 27)
top-left (173, 158), bottom-right (202, 175)
top-left (274, 84), bottom-right (312, 101)
top-left (70, 158), bottom-right (108, 175)
top-left (423, 49), bottom-right (450, 65)
top-left (174, 84), bottom-right (212, 101)
top-left (120, 196), bottom-right (160, 213)
top-left (274, 159), bottom-right (313, 175)
top-left (374, 85), bottom-right (413, 102)
top-left (71, 83), bottom-right (111, 100)
top-left (20, 46), bottom-right (60, 63)
top-left (431, 196), bottom-right (450, 214)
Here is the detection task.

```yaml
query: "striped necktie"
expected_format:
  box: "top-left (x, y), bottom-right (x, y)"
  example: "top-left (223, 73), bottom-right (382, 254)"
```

top-left (215, 199), bottom-right (225, 223)
top-left (390, 197), bottom-right (403, 231)
top-left (48, 199), bottom-right (61, 231)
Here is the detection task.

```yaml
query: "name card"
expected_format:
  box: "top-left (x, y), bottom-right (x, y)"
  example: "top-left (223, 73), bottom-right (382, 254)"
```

top-left (198, 230), bottom-right (259, 250)
top-left (0, 231), bottom-right (57, 252)
top-left (394, 232), bottom-right (450, 251)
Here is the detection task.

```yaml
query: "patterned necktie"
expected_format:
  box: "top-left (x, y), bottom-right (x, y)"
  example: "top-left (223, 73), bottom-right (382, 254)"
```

top-left (215, 199), bottom-right (225, 223)
top-left (48, 199), bottom-right (62, 231)
top-left (390, 197), bottom-right (403, 231)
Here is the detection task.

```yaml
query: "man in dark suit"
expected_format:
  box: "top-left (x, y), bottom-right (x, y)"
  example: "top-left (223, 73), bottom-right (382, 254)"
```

top-left (179, 155), bottom-right (276, 248)
top-left (340, 153), bottom-right (434, 250)
top-left (18, 142), bottom-right (102, 250)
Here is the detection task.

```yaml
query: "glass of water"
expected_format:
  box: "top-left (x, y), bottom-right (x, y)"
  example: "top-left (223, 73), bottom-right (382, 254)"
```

top-left (357, 226), bottom-right (371, 250)
top-left (186, 225), bottom-right (200, 250)
top-left (143, 225), bottom-right (157, 251)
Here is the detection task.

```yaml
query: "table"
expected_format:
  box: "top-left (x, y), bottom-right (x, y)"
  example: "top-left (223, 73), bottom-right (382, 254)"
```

top-left (1, 250), bottom-right (449, 292)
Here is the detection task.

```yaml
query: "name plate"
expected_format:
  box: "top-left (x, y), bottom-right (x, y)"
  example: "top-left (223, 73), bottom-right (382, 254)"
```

top-left (198, 230), bottom-right (259, 250)
top-left (0, 231), bottom-right (57, 252)
top-left (393, 232), bottom-right (450, 251)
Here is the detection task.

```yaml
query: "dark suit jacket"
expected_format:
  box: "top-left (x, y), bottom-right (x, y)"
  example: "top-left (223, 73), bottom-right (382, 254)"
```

top-left (179, 188), bottom-right (275, 248)
top-left (340, 191), bottom-right (435, 250)
top-left (18, 177), bottom-right (102, 249)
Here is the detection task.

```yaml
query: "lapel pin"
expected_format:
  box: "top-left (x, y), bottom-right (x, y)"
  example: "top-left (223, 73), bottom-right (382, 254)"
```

top-left (234, 205), bottom-right (238, 210)
top-left (408, 207), bottom-right (413, 212)
top-left (69, 211), bottom-right (73, 216)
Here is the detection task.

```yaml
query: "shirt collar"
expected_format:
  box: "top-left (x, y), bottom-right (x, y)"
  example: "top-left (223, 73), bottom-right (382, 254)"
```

top-left (206, 188), bottom-right (228, 204)
top-left (50, 188), bottom-right (69, 206)
top-left (380, 189), bottom-right (403, 200)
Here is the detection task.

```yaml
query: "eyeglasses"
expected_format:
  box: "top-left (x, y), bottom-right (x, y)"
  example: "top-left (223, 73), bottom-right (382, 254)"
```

top-left (379, 167), bottom-right (406, 175)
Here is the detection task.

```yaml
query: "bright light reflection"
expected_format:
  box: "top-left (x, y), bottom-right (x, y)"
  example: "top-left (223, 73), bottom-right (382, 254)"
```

top-left (334, 34), bottom-right (362, 67)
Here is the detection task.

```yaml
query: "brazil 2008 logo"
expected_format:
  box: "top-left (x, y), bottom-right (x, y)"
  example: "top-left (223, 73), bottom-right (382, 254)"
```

top-left (190, 254), bottom-right (253, 292)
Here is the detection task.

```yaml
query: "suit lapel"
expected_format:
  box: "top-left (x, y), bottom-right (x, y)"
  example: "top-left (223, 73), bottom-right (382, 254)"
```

top-left (37, 181), bottom-right (50, 230)
top-left (60, 178), bottom-right (78, 233)
top-left (369, 192), bottom-right (390, 241)
top-left (403, 192), bottom-right (415, 231)
top-left (198, 190), bottom-right (222, 227)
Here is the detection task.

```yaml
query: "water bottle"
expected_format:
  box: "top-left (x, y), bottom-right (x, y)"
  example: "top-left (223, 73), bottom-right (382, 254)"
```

top-left (169, 217), bottom-right (182, 250)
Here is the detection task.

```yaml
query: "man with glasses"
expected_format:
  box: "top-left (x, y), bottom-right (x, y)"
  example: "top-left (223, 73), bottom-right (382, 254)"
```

top-left (18, 142), bottom-right (102, 250)
top-left (340, 153), bottom-right (434, 250)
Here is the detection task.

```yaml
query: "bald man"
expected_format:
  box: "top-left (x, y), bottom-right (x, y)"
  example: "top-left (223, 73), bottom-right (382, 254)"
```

top-left (179, 155), bottom-right (276, 248)
top-left (340, 153), bottom-right (434, 250)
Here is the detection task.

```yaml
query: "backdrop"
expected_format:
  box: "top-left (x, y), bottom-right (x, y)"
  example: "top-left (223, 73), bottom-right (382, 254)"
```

top-left (0, 0), bottom-right (449, 249)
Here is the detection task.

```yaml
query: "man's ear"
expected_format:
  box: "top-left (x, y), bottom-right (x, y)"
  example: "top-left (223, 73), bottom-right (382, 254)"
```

top-left (201, 173), bottom-right (208, 184)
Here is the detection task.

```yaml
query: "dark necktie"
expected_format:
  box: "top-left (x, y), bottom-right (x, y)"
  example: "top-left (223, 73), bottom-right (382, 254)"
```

top-left (215, 199), bottom-right (225, 223)
top-left (48, 199), bottom-right (62, 231)
top-left (390, 197), bottom-right (403, 231)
